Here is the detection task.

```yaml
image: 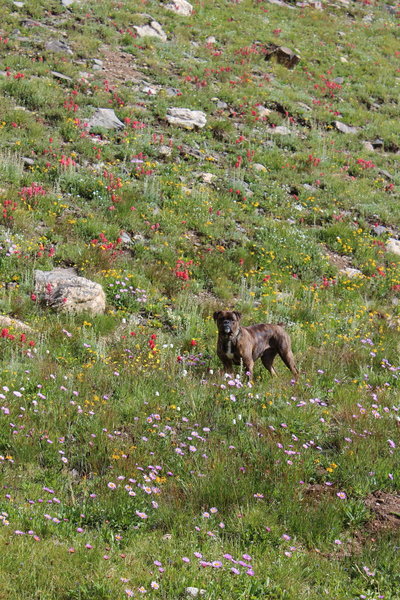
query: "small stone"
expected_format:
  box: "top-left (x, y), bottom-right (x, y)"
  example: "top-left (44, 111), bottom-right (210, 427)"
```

top-left (363, 142), bottom-right (374, 152)
top-left (252, 163), bottom-right (267, 172)
top-left (164, 0), bottom-right (193, 16)
top-left (211, 97), bottom-right (228, 109)
top-left (333, 121), bottom-right (358, 134)
top-left (206, 36), bottom-right (217, 44)
top-left (22, 157), bottom-right (35, 166)
top-left (339, 267), bottom-right (363, 278)
top-left (166, 107), bottom-right (207, 129)
top-left (62, 0), bottom-right (75, 6)
top-left (0, 316), bottom-right (35, 333)
top-left (297, 102), bottom-right (312, 111)
top-left (159, 145), bottom-right (172, 156)
top-left (13, 1), bottom-right (24, 7)
top-left (386, 238), bottom-right (400, 256)
top-left (271, 125), bottom-right (291, 135)
top-left (92, 58), bottom-right (103, 66)
top-left (199, 172), bottom-right (215, 183)
top-left (371, 225), bottom-right (388, 236)
top-left (265, 45), bottom-right (300, 69)
top-left (371, 138), bottom-right (384, 149)
top-left (256, 105), bottom-right (272, 118)
top-left (119, 232), bottom-right (132, 245)
top-left (166, 87), bottom-right (181, 96)
top-left (142, 85), bottom-right (158, 95)
top-left (45, 39), bottom-right (73, 55)
top-left (185, 588), bottom-right (206, 598)
top-left (134, 20), bottom-right (167, 42)
top-left (51, 70), bottom-right (73, 82)
top-left (86, 108), bottom-right (125, 130)
top-left (378, 169), bottom-right (394, 181)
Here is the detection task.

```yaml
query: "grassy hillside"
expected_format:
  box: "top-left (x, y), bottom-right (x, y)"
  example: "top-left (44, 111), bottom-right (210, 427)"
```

top-left (0, 0), bottom-right (399, 598)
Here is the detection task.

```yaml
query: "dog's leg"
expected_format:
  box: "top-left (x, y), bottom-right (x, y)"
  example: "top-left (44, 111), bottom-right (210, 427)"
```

top-left (261, 349), bottom-right (278, 377)
top-left (220, 357), bottom-right (234, 375)
top-left (278, 347), bottom-right (299, 379)
top-left (242, 356), bottom-right (254, 380)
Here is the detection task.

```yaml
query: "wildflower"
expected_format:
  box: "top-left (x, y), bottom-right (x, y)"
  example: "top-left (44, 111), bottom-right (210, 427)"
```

top-left (136, 511), bottom-right (148, 519)
top-left (212, 560), bottom-right (223, 568)
top-left (337, 492), bottom-right (347, 500)
top-left (150, 582), bottom-right (159, 589)
top-left (242, 553), bottom-right (252, 561)
top-left (182, 557), bottom-right (190, 563)
top-left (107, 482), bottom-right (116, 489)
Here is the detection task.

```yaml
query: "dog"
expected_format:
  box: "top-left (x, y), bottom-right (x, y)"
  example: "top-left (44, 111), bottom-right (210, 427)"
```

top-left (213, 310), bottom-right (299, 380)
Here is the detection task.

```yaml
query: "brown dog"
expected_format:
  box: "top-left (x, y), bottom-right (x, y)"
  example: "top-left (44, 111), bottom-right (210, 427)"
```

top-left (213, 310), bottom-right (299, 380)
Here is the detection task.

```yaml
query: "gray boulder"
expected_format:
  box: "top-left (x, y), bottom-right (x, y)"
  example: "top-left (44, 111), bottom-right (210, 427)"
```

top-left (333, 121), bottom-right (358, 134)
top-left (87, 108), bottom-right (125, 131)
top-left (35, 268), bottom-right (105, 314)
top-left (166, 108), bottom-right (207, 129)
top-left (134, 20), bottom-right (167, 41)
top-left (0, 316), bottom-right (35, 333)
top-left (386, 238), bottom-right (400, 256)
top-left (45, 40), bottom-right (73, 55)
top-left (164, 0), bottom-right (193, 16)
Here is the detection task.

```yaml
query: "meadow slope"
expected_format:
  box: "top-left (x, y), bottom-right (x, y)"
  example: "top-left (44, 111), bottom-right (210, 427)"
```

top-left (0, 0), bottom-right (400, 598)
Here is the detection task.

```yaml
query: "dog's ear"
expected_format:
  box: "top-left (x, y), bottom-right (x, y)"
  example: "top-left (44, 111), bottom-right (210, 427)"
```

top-left (213, 311), bottom-right (221, 322)
top-left (233, 311), bottom-right (242, 321)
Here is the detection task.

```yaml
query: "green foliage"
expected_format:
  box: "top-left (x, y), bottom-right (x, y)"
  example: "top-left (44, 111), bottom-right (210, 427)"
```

top-left (0, 0), bottom-right (399, 598)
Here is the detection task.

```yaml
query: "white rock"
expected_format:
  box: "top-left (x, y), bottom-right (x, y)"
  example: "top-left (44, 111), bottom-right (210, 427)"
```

top-left (159, 145), bottom-right (172, 156)
top-left (142, 85), bottom-right (158, 95)
top-left (164, 0), bottom-right (193, 16)
top-left (271, 125), bottom-right (291, 135)
top-left (87, 108), bottom-right (125, 130)
top-left (334, 121), bottom-right (358, 134)
top-left (256, 105), bottom-right (272, 118)
top-left (252, 163), bottom-right (267, 172)
top-left (166, 107), bottom-right (207, 129)
top-left (45, 40), bottom-right (73, 55)
top-left (339, 267), bottom-right (363, 278)
top-left (134, 20), bottom-right (167, 41)
top-left (199, 172), bottom-right (215, 183)
top-left (386, 238), bottom-right (400, 256)
top-left (0, 316), bottom-right (34, 333)
top-left (35, 268), bottom-right (106, 314)
top-left (186, 588), bottom-right (206, 598)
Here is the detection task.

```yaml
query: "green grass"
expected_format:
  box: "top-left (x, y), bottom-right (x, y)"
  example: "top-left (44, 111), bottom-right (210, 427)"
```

top-left (0, 0), bottom-right (399, 598)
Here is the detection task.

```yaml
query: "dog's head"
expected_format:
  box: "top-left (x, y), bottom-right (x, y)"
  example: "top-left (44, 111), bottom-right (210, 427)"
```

top-left (213, 310), bottom-right (242, 336)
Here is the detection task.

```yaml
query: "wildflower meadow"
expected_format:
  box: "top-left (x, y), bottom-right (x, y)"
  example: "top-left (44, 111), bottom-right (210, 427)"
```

top-left (0, 0), bottom-right (399, 598)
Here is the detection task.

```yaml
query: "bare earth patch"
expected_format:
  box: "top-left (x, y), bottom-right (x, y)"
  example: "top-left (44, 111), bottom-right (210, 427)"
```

top-left (98, 48), bottom-right (146, 85)
top-left (364, 490), bottom-right (400, 534)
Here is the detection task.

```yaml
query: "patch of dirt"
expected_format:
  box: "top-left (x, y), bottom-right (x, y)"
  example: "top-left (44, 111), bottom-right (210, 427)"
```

top-left (323, 246), bottom-right (352, 270)
top-left (98, 48), bottom-right (147, 85)
top-left (364, 491), bottom-right (400, 534)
